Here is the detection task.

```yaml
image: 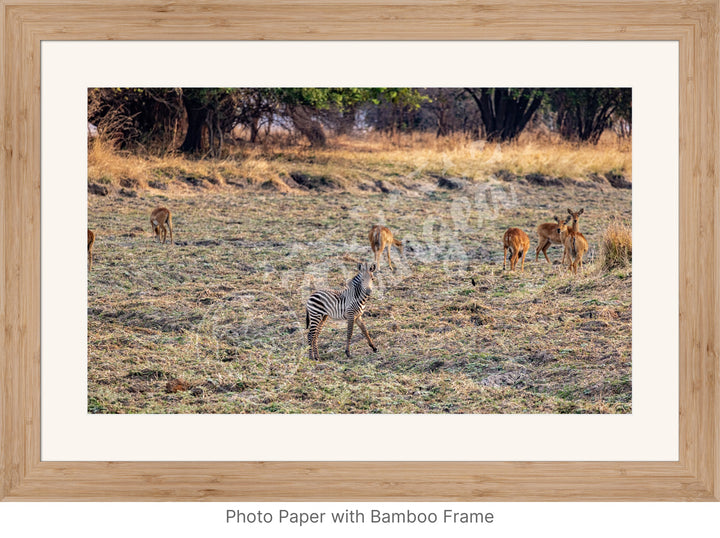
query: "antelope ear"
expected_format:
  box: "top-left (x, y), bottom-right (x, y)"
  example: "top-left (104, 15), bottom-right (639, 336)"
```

top-left (357, 263), bottom-right (363, 271)
top-left (370, 264), bottom-right (377, 272)
top-left (565, 215), bottom-right (572, 223)
top-left (567, 208), bottom-right (573, 215)
top-left (579, 208), bottom-right (584, 214)
top-left (553, 215), bottom-right (560, 222)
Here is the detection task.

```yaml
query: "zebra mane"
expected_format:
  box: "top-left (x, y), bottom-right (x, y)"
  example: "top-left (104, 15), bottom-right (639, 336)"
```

top-left (350, 272), bottom-right (363, 292)
top-left (346, 271), bottom-right (370, 299)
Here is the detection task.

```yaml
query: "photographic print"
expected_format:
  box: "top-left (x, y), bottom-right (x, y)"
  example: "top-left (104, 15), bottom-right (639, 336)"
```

top-left (87, 87), bottom-right (632, 414)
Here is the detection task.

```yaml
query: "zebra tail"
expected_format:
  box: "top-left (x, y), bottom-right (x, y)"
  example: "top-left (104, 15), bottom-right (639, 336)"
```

top-left (305, 308), bottom-right (309, 329)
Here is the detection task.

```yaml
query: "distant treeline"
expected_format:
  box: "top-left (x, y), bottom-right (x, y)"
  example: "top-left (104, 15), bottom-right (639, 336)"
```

top-left (88, 88), bottom-right (631, 155)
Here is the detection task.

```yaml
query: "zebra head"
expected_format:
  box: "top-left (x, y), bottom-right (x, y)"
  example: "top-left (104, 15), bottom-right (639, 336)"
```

top-left (356, 262), bottom-right (377, 289)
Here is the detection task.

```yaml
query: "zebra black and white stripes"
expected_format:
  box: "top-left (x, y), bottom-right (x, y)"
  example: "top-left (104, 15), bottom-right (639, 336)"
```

top-left (305, 262), bottom-right (378, 359)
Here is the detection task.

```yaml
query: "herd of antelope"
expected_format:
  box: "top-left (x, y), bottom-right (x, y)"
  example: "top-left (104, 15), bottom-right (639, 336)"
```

top-left (87, 206), bottom-right (589, 360)
top-left (506, 207), bottom-right (589, 274)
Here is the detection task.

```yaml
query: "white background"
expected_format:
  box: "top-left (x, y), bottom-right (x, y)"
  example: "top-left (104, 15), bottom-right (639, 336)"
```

top-left (41, 41), bottom-right (678, 463)
top-left (3, 502), bottom-right (719, 537)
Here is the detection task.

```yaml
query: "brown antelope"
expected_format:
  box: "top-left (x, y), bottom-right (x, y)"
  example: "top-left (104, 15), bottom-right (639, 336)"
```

top-left (368, 225), bottom-right (403, 271)
top-left (503, 227), bottom-right (531, 272)
top-left (87, 229), bottom-right (95, 271)
top-left (150, 207), bottom-right (173, 245)
top-left (536, 215), bottom-right (571, 264)
top-left (559, 208), bottom-right (589, 274)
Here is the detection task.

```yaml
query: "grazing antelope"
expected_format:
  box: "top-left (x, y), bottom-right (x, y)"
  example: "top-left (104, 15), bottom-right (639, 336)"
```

top-left (150, 207), bottom-right (173, 245)
top-left (536, 215), bottom-right (571, 264)
top-left (559, 208), bottom-right (589, 274)
top-left (87, 229), bottom-right (95, 271)
top-left (305, 262), bottom-right (378, 360)
top-left (503, 227), bottom-right (531, 272)
top-left (368, 225), bottom-right (403, 271)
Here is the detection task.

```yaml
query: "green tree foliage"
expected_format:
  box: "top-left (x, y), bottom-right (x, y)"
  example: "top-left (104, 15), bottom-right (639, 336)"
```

top-left (360, 88), bottom-right (428, 135)
top-left (275, 88), bottom-right (425, 145)
top-left (275, 88), bottom-right (356, 147)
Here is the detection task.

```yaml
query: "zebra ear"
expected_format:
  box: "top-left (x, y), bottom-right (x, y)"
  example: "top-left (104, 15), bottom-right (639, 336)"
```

top-left (370, 264), bottom-right (377, 272)
top-left (357, 263), bottom-right (362, 271)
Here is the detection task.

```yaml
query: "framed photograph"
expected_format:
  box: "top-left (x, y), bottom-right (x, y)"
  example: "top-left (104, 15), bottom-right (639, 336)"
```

top-left (1, 1), bottom-right (718, 501)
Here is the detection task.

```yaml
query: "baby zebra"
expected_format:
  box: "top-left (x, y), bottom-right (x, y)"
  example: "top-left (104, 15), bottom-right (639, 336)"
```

top-left (305, 262), bottom-right (378, 360)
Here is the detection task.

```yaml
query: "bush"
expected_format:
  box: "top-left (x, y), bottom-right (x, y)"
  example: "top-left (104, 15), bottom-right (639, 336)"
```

top-left (600, 221), bottom-right (632, 270)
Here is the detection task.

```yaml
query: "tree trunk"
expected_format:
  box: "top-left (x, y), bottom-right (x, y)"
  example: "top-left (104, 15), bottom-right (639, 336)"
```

top-left (179, 93), bottom-right (209, 153)
top-left (249, 117), bottom-right (260, 143)
top-left (289, 105), bottom-right (326, 147)
top-left (465, 88), bottom-right (543, 142)
top-left (214, 112), bottom-right (223, 156)
top-left (555, 89), bottom-right (622, 144)
top-left (435, 99), bottom-right (452, 137)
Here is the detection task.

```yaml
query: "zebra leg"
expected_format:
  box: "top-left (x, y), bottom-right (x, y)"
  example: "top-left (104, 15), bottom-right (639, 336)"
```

top-left (307, 318), bottom-right (317, 360)
top-left (313, 315), bottom-right (327, 359)
top-left (355, 317), bottom-right (377, 353)
top-left (307, 313), bottom-right (324, 360)
top-left (345, 318), bottom-right (355, 358)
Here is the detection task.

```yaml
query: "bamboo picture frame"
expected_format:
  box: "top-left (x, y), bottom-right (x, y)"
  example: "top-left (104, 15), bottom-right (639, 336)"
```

top-left (1, 0), bottom-right (718, 501)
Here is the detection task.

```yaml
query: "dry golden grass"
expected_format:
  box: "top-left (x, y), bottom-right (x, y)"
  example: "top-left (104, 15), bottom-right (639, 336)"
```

top-left (88, 131), bottom-right (631, 193)
top-left (88, 138), bottom-right (234, 191)
top-left (599, 220), bottom-right (632, 270)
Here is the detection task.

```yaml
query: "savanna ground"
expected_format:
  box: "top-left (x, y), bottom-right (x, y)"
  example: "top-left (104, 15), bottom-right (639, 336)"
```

top-left (88, 134), bottom-right (632, 414)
